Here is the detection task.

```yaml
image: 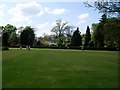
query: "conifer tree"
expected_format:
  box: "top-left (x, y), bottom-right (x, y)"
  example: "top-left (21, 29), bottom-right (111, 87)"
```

top-left (70, 27), bottom-right (82, 46)
top-left (85, 26), bottom-right (91, 46)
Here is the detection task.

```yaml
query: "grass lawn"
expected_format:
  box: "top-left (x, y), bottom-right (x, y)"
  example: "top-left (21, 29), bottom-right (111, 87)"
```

top-left (2, 48), bottom-right (118, 88)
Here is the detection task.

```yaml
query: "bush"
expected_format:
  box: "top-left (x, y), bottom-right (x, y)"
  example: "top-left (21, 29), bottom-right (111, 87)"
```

top-left (2, 46), bottom-right (9, 50)
top-left (9, 45), bottom-right (119, 51)
top-left (68, 46), bottom-right (82, 49)
top-left (83, 46), bottom-right (117, 51)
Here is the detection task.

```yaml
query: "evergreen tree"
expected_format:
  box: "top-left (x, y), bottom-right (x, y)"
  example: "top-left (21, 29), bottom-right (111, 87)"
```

top-left (97, 14), bottom-right (107, 47)
top-left (2, 31), bottom-right (9, 46)
top-left (70, 27), bottom-right (82, 46)
top-left (20, 26), bottom-right (35, 46)
top-left (85, 26), bottom-right (91, 46)
top-left (92, 14), bottom-right (107, 47)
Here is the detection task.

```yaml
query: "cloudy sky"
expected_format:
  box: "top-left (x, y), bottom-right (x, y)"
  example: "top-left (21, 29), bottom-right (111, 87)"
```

top-left (0, 0), bottom-right (103, 37)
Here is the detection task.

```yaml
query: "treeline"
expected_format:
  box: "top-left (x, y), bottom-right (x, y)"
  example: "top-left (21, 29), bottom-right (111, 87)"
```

top-left (1, 25), bottom-right (35, 50)
top-left (1, 1), bottom-right (120, 50)
top-left (1, 15), bottom-right (120, 50)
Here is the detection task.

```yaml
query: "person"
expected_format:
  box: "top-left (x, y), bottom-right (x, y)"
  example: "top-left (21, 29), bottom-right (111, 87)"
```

top-left (20, 45), bottom-right (22, 49)
top-left (28, 46), bottom-right (30, 50)
top-left (65, 43), bottom-right (69, 49)
top-left (82, 41), bottom-right (84, 51)
top-left (26, 45), bottom-right (28, 50)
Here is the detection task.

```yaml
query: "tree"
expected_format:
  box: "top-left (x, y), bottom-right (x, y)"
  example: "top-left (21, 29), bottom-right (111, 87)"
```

top-left (51, 19), bottom-right (67, 47)
top-left (2, 31), bottom-right (9, 50)
top-left (92, 14), bottom-right (107, 47)
top-left (104, 18), bottom-right (120, 48)
top-left (41, 34), bottom-right (51, 46)
top-left (92, 23), bottom-right (99, 47)
top-left (51, 19), bottom-right (74, 48)
top-left (100, 14), bottom-right (107, 23)
top-left (8, 32), bottom-right (18, 46)
top-left (4, 24), bottom-right (17, 36)
top-left (2, 31), bottom-right (9, 49)
top-left (70, 27), bottom-right (82, 46)
top-left (64, 25), bottom-right (74, 44)
top-left (97, 14), bottom-right (107, 47)
top-left (2, 24), bottom-right (17, 46)
top-left (0, 26), bottom-right (4, 36)
top-left (84, 0), bottom-right (120, 18)
top-left (85, 26), bottom-right (91, 46)
top-left (0, 27), bottom-right (2, 48)
top-left (20, 26), bottom-right (35, 47)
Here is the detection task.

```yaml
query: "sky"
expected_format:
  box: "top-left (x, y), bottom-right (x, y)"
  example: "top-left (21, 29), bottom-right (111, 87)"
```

top-left (0, 0), bottom-right (103, 37)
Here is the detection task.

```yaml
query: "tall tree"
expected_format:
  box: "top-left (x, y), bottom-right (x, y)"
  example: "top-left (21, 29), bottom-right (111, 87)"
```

top-left (97, 14), bottom-right (107, 47)
top-left (4, 24), bottom-right (17, 36)
top-left (85, 26), bottom-right (91, 46)
top-left (104, 18), bottom-right (120, 48)
top-left (92, 23), bottom-right (99, 47)
top-left (51, 19), bottom-right (67, 47)
top-left (2, 31), bottom-right (9, 46)
top-left (51, 19), bottom-right (74, 47)
top-left (70, 27), bottom-right (82, 46)
top-left (92, 14), bottom-right (107, 47)
top-left (20, 26), bottom-right (35, 46)
top-left (64, 25), bottom-right (74, 44)
top-left (2, 24), bottom-right (17, 46)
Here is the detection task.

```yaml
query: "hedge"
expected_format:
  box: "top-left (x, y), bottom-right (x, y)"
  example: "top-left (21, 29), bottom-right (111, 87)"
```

top-left (9, 45), bottom-right (119, 51)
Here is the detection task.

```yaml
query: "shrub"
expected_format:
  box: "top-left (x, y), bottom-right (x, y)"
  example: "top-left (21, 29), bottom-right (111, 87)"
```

top-left (2, 46), bottom-right (9, 50)
top-left (83, 46), bottom-right (117, 51)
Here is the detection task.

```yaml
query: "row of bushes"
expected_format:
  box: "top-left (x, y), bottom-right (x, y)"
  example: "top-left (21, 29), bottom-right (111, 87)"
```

top-left (7, 45), bottom-right (119, 51)
top-left (83, 46), bottom-right (119, 51)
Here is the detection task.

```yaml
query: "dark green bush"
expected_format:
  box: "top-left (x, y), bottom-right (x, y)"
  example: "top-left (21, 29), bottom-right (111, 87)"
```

top-left (9, 45), bottom-right (118, 51)
top-left (2, 46), bottom-right (9, 50)
top-left (68, 46), bottom-right (82, 49)
top-left (83, 46), bottom-right (117, 51)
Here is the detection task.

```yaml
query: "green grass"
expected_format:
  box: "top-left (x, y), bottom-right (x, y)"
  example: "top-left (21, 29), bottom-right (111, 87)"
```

top-left (2, 48), bottom-right (118, 88)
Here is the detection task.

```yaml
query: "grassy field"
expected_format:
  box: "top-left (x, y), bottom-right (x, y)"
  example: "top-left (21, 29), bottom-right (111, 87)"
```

top-left (2, 48), bottom-right (118, 88)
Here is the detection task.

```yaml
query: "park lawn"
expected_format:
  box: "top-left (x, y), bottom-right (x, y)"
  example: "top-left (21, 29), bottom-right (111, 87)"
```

top-left (2, 48), bottom-right (118, 88)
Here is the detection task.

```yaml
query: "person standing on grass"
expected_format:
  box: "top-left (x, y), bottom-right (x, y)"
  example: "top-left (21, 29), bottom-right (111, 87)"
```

top-left (82, 41), bottom-right (85, 51)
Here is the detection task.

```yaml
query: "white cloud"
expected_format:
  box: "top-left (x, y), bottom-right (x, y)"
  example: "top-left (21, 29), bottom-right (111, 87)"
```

top-left (0, 4), bottom-right (5, 17)
top-left (44, 7), bottom-right (69, 15)
top-left (0, 3), bottom-right (7, 26)
top-left (50, 8), bottom-right (69, 15)
top-left (76, 13), bottom-right (90, 26)
top-left (35, 22), bottom-right (52, 37)
top-left (78, 13), bottom-right (89, 20)
top-left (76, 20), bottom-right (86, 26)
top-left (8, 1), bottom-right (69, 23)
top-left (8, 1), bottom-right (44, 23)
top-left (51, 21), bottom-right (56, 27)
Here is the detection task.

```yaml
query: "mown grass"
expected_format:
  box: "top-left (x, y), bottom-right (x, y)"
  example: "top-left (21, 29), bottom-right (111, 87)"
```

top-left (2, 48), bottom-right (118, 88)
